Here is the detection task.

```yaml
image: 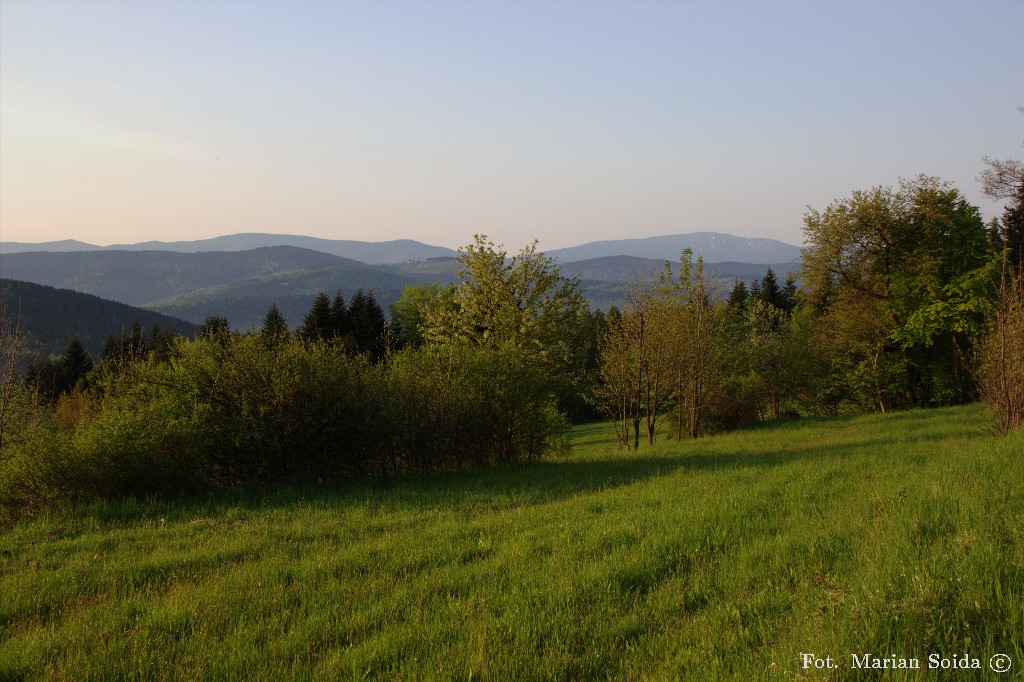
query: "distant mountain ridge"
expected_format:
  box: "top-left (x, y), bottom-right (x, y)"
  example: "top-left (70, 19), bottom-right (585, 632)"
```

top-left (0, 232), bottom-right (805, 328)
top-left (0, 233), bottom-right (457, 264)
top-left (547, 232), bottom-right (802, 264)
top-left (0, 239), bottom-right (101, 253)
top-left (1, 230), bottom-right (801, 265)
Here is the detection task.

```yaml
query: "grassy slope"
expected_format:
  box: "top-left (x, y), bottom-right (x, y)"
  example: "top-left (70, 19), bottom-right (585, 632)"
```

top-left (1, 406), bottom-right (1021, 680)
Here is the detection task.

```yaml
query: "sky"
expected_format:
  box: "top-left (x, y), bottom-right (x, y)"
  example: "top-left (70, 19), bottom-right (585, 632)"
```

top-left (1, 0), bottom-right (1022, 251)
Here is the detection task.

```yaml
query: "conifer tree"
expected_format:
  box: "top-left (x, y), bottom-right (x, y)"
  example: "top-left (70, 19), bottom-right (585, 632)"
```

top-left (59, 336), bottom-right (93, 393)
top-left (349, 289), bottom-right (388, 360)
top-left (330, 291), bottom-right (351, 339)
top-left (149, 324), bottom-right (178, 363)
top-left (261, 303), bottom-right (289, 341)
top-left (727, 279), bottom-right (748, 309)
top-left (781, 273), bottom-right (798, 314)
top-left (758, 267), bottom-right (784, 311)
top-left (199, 315), bottom-right (231, 345)
top-left (129, 319), bottom-right (148, 358)
top-left (749, 279), bottom-right (762, 301)
top-left (300, 292), bottom-right (333, 341)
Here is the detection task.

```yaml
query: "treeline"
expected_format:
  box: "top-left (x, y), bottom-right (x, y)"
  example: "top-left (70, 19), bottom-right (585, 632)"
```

top-left (590, 175), bottom-right (1024, 446)
top-left (1, 172), bottom-right (1023, 517)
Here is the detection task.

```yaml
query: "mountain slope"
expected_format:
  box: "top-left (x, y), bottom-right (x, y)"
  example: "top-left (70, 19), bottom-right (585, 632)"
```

top-left (146, 264), bottom-right (422, 329)
top-left (0, 246), bottom-right (355, 306)
top-left (1, 279), bottom-right (197, 360)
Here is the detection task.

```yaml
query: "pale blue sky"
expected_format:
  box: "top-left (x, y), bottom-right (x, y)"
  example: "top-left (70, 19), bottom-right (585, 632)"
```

top-left (1, 0), bottom-right (1021, 250)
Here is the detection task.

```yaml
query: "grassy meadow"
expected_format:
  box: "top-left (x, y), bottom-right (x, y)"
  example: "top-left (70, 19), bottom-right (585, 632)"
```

top-left (1, 405), bottom-right (1022, 680)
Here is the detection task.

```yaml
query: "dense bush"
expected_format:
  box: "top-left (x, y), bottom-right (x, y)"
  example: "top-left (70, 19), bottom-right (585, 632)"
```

top-left (979, 267), bottom-right (1024, 432)
top-left (0, 332), bottom-right (571, 516)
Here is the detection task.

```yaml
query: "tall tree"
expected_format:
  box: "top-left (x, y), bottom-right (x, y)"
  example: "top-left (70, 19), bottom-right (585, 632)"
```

top-left (59, 336), bottom-right (93, 394)
top-left (758, 267), bottom-right (785, 311)
top-left (727, 279), bottom-right (749, 310)
top-left (331, 292), bottom-right (351, 339)
top-left (423, 235), bottom-right (589, 393)
top-left (300, 293), bottom-right (333, 341)
top-left (389, 283), bottom-right (456, 349)
top-left (261, 303), bottom-right (289, 342)
top-left (992, 182), bottom-right (1024, 272)
top-left (664, 251), bottom-right (732, 439)
top-left (349, 289), bottom-right (388, 361)
top-left (199, 315), bottom-right (231, 345)
top-left (802, 175), bottom-right (993, 407)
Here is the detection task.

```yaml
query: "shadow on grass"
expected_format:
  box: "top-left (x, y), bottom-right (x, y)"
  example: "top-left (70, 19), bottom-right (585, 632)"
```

top-left (61, 406), bottom-right (992, 527)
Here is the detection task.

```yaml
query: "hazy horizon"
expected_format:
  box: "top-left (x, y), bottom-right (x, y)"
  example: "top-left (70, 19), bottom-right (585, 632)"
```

top-left (2, 0), bottom-right (1021, 251)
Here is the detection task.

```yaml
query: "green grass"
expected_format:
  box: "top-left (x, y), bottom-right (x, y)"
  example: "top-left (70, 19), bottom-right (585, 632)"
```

top-left (1, 405), bottom-right (1022, 680)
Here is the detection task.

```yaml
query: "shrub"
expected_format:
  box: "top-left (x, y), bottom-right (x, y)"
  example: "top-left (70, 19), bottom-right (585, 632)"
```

top-left (979, 268), bottom-right (1024, 432)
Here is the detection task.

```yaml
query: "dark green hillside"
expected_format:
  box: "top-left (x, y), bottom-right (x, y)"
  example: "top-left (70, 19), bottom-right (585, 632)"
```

top-left (145, 263), bottom-right (418, 328)
top-left (0, 279), bottom-right (197, 360)
top-left (150, 289), bottom-right (405, 331)
top-left (374, 256), bottom-right (463, 282)
top-left (0, 247), bottom-right (354, 306)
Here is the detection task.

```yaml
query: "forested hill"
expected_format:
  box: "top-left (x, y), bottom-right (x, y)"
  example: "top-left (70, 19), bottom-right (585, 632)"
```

top-left (0, 245), bottom-right (803, 330)
top-left (0, 246), bottom-right (362, 306)
top-left (0, 279), bottom-right (197, 361)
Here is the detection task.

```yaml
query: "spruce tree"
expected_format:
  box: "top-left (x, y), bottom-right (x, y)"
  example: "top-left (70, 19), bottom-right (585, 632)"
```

top-left (349, 289), bottom-right (388, 360)
top-left (100, 333), bottom-right (119, 363)
top-left (59, 336), bottom-right (93, 393)
top-left (727, 279), bottom-right (748, 309)
top-left (129, 319), bottom-right (148, 360)
top-left (759, 268), bottom-right (784, 310)
top-left (261, 303), bottom-right (289, 341)
top-left (149, 324), bottom-right (178, 363)
top-left (781, 273), bottom-right (798, 314)
top-left (199, 315), bottom-right (231, 345)
top-left (300, 292), bottom-right (333, 341)
top-left (330, 291), bottom-right (351, 339)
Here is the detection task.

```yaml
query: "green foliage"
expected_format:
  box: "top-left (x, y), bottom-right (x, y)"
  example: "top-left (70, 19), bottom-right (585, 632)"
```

top-left (594, 251), bottom-right (734, 446)
top-left (389, 282), bottom-right (455, 349)
top-left (259, 303), bottom-right (289, 342)
top-left (348, 289), bottom-right (388, 361)
top-left (299, 292), bottom-right (333, 341)
top-left (990, 181), bottom-right (1024, 272)
top-left (802, 175), bottom-right (995, 409)
top-left (0, 325), bottom-right (573, 514)
top-left (979, 262), bottom-right (1024, 432)
top-left (198, 315), bottom-right (231, 344)
top-left (425, 235), bottom-right (589, 370)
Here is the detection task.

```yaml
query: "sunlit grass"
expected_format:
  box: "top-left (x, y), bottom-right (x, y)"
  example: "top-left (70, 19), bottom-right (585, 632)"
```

top-left (1, 405), bottom-right (1022, 679)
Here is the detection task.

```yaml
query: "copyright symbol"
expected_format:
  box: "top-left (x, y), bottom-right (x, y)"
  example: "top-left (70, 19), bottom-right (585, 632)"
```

top-left (990, 654), bottom-right (1012, 673)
